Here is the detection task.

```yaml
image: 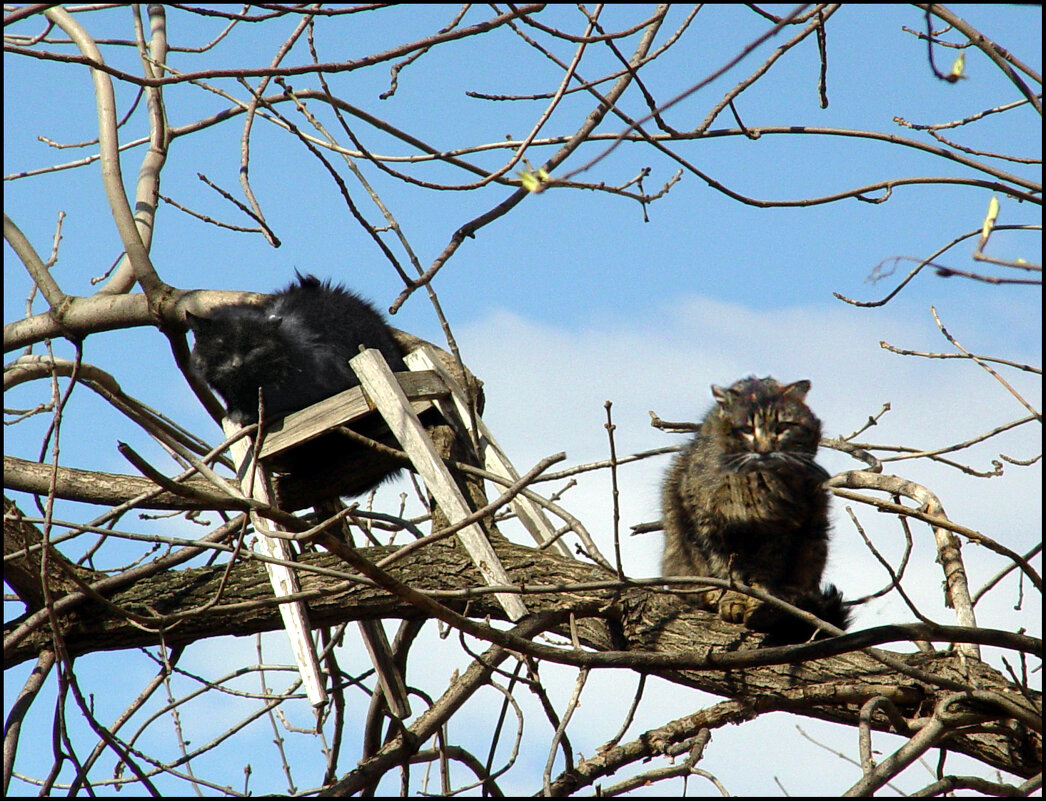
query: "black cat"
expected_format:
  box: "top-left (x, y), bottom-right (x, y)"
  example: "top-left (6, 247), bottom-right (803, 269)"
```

top-left (187, 272), bottom-right (406, 425)
top-left (187, 273), bottom-right (408, 505)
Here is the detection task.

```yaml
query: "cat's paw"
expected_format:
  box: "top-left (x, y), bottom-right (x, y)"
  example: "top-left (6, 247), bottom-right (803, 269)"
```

top-left (225, 409), bottom-right (253, 426)
top-left (742, 600), bottom-right (786, 632)
top-left (716, 590), bottom-right (757, 624)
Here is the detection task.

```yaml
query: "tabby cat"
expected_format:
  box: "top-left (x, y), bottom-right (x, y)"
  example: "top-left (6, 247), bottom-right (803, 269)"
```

top-left (661, 376), bottom-right (849, 643)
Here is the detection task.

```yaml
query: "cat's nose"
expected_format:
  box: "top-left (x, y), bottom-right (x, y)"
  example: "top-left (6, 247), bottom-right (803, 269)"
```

top-left (753, 433), bottom-right (774, 454)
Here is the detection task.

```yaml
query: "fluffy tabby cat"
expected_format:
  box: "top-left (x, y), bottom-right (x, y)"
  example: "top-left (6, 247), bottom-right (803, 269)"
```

top-left (661, 376), bottom-right (849, 643)
top-left (186, 272), bottom-right (406, 425)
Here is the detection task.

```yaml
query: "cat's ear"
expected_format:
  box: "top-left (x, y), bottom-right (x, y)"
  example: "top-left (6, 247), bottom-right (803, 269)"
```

top-left (782, 380), bottom-right (812, 401)
top-left (184, 311), bottom-right (208, 332)
top-left (711, 384), bottom-right (731, 405)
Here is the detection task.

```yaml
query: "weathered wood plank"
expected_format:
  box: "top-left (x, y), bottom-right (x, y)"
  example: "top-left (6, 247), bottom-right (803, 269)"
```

top-left (223, 418), bottom-right (329, 708)
top-left (350, 349), bottom-right (529, 622)
top-left (257, 370), bottom-right (446, 460)
top-left (404, 346), bottom-right (572, 560)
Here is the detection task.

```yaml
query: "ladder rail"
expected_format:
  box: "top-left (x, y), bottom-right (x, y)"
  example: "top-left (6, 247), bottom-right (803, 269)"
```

top-left (404, 346), bottom-right (573, 560)
top-left (223, 420), bottom-right (329, 708)
top-left (350, 349), bottom-right (529, 622)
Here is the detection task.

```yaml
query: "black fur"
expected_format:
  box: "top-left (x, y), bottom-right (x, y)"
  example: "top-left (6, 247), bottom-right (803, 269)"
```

top-left (187, 272), bottom-right (406, 425)
top-left (187, 273), bottom-right (408, 503)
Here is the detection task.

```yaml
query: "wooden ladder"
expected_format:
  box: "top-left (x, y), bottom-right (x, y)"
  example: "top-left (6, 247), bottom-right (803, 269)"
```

top-left (225, 346), bottom-right (567, 711)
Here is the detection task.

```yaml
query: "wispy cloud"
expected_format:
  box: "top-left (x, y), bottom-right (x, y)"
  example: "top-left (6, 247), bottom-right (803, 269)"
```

top-left (455, 297), bottom-right (1041, 635)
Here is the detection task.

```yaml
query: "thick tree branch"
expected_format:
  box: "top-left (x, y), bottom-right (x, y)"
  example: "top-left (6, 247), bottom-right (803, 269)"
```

top-left (4, 503), bottom-right (1039, 778)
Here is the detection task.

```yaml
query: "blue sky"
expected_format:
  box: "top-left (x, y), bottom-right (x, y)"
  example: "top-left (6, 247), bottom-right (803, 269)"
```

top-left (4, 4), bottom-right (1041, 796)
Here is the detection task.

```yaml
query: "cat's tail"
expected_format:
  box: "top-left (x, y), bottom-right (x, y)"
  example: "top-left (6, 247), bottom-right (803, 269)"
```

top-left (762, 584), bottom-right (851, 645)
top-left (811, 583), bottom-right (851, 633)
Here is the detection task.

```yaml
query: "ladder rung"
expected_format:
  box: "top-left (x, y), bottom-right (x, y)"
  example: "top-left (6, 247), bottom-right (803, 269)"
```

top-left (258, 370), bottom-right (447, 460)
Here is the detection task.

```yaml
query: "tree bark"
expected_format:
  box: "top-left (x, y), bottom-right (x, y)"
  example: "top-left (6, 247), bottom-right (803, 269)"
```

top-left (4, 500), bottom-right (1039, 779)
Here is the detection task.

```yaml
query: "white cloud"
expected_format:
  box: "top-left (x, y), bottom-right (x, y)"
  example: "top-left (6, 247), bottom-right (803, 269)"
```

top-left (452, 294), bottom-right (1041, 633)
top-left (431, 295), bottom-right (1040, 791)
top-left (169, 293), bottom-right (1036, 795)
